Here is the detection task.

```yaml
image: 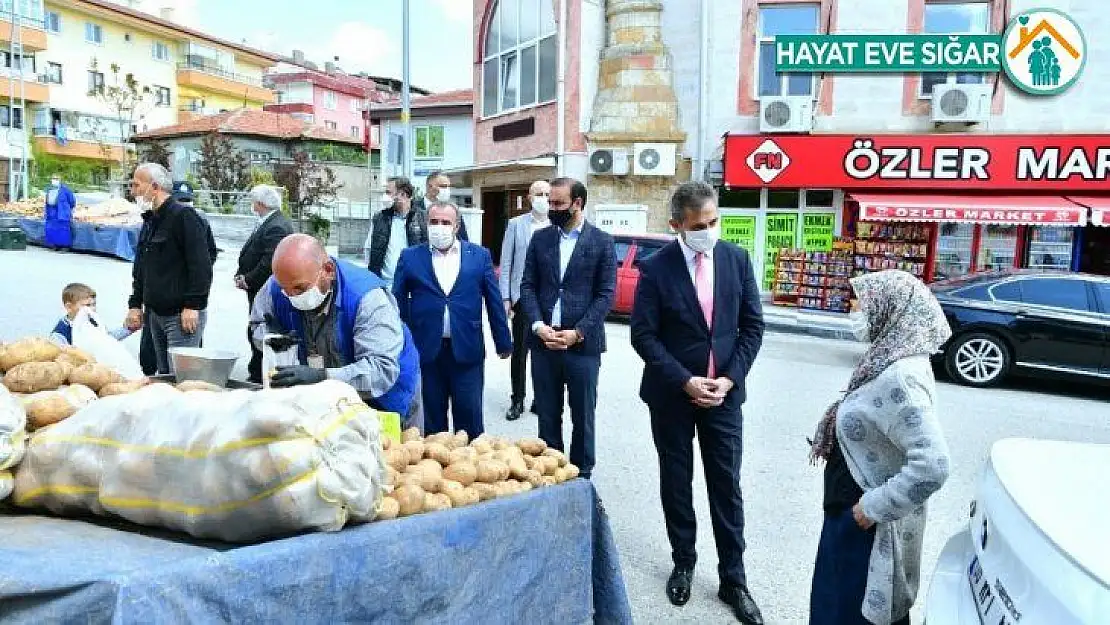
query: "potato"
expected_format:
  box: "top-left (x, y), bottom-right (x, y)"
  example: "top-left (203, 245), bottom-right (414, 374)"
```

top-left (423, 492), bottom-right (452, 513)
top-left (0, 337), bottom-right (60, 371)
top-left (492, 481), bottom-right (515, 498)
top-left (446, 486), bottom-right (480, 508)
top-left (56, 346), bottom-right (94, 367)
top-left (424, 432), bottom-right (453, 448)
top-left (381, 436), bottom-right (393, 451)
top-left (443, 461), bottom-right (477, 486)
top-left (475, 459), bottom-right (509, 484)
top-left (176, 380), bottom-right (224, 392)
top-left (54, 361), bottom-right (74, 380)
top-left (393, 484), bottom-right (426, 517)
top-left (448, 446), bottom-right (477, 465)
top-left (552, 467), bottom-right (570, 484)
top-left (537, 456), bottom-right (560, 476)
top-left (472, 482), bottom-right (497, 501)
top-left (416, 459), bottom-right (443, 477)
top-left (68, 363), bottom-right (124, 392)
top-left (507, 457), bottom-right (531, 481)
top-left (470, 439), bottom-right (493, 456)
top-left (375, 496), bottom-right (400, 521)
top-left (396, 472), bottom-right (425, 489)
top-left (542, 448), bottom-right (568, 467)
top-left (565, 464), bottom-right (581, 480)
top-left (516, 437), bottom-right (547, 456)
top-left (522, 469), bottom-right (544, 488)
top-left (519, 481), bottom-right (533, 493)
top-left (453, 430), bottom-right (470, 448)
top-left (385, 466), bottom-right (401, 487)
top-left (3, 361), bottom-right (68, 393)
top-left (25, 395), bottom-right (77, 429)
top-left (406, 464), bottom-right (442, 493)
top-left (402, 427), bottom-right (422, 443)
top-left (57, 384), bottom-right (97, 407)
top-left (540, 475), bottom-right (557, 487)
top-left (491, 437), bottom-right (510, 451)
top-left (401, 440), bottom-right (425, 463)
top-left (384, 448), bottom-right (409, 473)
top-left (424, 442), bottom-right (452, 466)
top-left (527, 456), bottom-right (545, 473)
top-left (97, 380), bottom-right (147, 397)
top-left (439, 479), bottom-right (464, 494)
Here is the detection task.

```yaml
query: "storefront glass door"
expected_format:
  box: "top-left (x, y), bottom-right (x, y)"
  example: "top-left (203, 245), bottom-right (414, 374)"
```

top-left (934, 223), bottom-right (974, 281)
top-left (1026, 226), bottom-right (1075, 271)
top-left (976, 225), bottom-right (1019, 272)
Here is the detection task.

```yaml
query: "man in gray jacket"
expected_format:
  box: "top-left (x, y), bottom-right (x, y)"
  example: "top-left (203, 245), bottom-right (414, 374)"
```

top-left (498, 179), bottom-right (550, 421)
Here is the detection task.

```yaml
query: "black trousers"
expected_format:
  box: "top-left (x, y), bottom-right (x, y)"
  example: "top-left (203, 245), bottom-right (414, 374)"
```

top-left (510, 302), bottom-right (530, 404)
top-left (139, 311), bottom-right (157, 376)
top-left (246, 290), bottom-right (262, 383)
top-left (530, 346), bottom-right (599, 478)
top-left (649, 401), bottom-right (747, 587)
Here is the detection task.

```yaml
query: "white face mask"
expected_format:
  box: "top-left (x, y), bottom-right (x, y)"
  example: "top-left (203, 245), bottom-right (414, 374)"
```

top-left (285, 272), bottom-right (330, 311)
top-left (436, 187), bottom-right (452, 203)
top-left (683, 226), bottom-right (719, 254)
top-left (380, 193), bottom-right (393, 206)
top-left (531, 196), bottom-right (549, 215)
top-left (849, 309), bottom-right (870, 342)
top-left (428, 224), bottom-right (455, 250)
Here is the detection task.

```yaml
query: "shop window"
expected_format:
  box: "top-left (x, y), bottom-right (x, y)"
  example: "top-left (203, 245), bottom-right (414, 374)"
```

top-left (1018, 278), bottom-right (1090, 312)
top-left (482, 0), bottom-right (557, 117)
top-left (757, 4), bottom-right (818, 98)
top-left (920, 1), bottom-right (991, 99)
top-left (721, 188), bottom-right (761, 208)
top-left (804, 189), bottom-right (835, 207)
top-left (975, 225), bottom-right (1017, 272)
top-left (767, 190), bottom-right (801, 210)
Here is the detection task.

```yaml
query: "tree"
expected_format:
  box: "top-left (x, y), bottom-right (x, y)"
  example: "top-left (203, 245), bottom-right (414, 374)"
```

top-left (274, 150), bottom-right (343, 241)
top-left (139, 139), bottom-right (172, 169)
top-left (88, 59), bottom-right (154, 175)
top-left (197, 133), bottom-right (250, 192)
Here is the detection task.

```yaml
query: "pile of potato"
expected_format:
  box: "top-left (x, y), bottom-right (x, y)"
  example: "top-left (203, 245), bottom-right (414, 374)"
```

top-left (1, 197), bottom-right (45, 218)
top-left (374, 429), bottom-right (580, 521)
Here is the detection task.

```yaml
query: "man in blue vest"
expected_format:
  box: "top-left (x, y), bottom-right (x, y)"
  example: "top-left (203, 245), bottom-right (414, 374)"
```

top-left (250, 233), bottom-right (423, 428)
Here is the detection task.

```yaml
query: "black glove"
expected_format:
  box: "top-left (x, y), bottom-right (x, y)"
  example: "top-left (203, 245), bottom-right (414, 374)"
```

top-left (270, 365), bottom-right (326, 388)
top-left (264, 334), bottom-right (299, 352)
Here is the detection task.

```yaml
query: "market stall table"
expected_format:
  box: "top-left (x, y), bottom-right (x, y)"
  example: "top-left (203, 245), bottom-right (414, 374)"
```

top-left (0, 479), bottom-right (631, 624)
top-left (3, 216), bottom-right (140, 262)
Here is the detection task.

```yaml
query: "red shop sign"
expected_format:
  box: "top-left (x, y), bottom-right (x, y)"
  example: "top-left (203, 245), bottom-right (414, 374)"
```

top-left (723, 134), bottom-right (1110, 191)
top-left (860, 205), bottom-right (1085, 225)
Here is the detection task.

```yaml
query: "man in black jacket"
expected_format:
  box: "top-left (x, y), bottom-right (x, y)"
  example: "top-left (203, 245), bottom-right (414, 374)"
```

top-left (234, 184), bottom-right (294, 383)
top-left (365, 176), bottom-right (426, 287)
top-left (125, 163), bottom-right (214, 375)
top-left (412, 171), bottom-right (468, 241)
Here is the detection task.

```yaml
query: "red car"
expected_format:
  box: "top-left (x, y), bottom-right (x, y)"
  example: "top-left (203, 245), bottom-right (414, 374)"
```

top-left (493, 232), bottom-right (674, 316)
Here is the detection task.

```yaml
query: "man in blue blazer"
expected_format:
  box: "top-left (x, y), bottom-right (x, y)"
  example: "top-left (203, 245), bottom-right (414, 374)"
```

top-left (631, 182), bottom-right (765, 624)
top-left (393, 202), bottom-right (512, 436)
top-left (519, 177), bottom-right (616, 479)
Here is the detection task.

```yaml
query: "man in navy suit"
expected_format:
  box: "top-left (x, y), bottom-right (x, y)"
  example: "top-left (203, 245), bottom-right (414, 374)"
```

top-left (519, 177), bottom-right (616, 479)
top-left (631, 182), bottom-right (765, 624)
top-left (393, 202), bottom-right (512, 436)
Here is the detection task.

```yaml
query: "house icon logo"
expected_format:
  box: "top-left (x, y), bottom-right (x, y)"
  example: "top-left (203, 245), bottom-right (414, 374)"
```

top-left (1001, 9), bottom-right (1086, 96)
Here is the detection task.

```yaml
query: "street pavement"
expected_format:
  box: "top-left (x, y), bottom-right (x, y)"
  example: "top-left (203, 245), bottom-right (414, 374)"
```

top-left (3, 244), bottom-right (1110, 624)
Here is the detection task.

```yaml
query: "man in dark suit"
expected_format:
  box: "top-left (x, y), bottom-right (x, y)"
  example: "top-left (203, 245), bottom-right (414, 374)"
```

top-left (393, 202), bottom-right (511, 436)
top-left (235, 184), bottom-right (294, 383)
top-left (519, 177), bottom-right (616, 479)
top-left (630, 182), bottom-right (765, 624)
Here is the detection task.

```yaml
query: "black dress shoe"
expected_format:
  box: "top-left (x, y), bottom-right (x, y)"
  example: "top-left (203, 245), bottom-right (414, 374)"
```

top-left (505, 402), bottom-right (523, 421)
top-left (718, 584), bottom-right (764, 625)
top-left (528, 401), bottom-right (538, 414)
top-left (666, 567), bottom-right (693, 606)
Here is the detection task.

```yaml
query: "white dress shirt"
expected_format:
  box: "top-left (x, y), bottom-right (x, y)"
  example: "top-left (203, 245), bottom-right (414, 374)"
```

top-left (678, 236), bottom-right (715, 293)
top-left (432, 240), bottom-right (462, 337)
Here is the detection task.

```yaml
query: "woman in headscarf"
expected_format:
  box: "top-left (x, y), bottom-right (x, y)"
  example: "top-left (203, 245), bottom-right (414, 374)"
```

top-left (808, 269), bottom-right (952, 625)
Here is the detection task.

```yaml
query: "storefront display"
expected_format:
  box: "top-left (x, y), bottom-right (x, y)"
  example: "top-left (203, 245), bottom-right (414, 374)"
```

top-left (1025, 226), bottom-right (1075, 271)
top-left (763, 213), bottom-right (798, 290)
top-left (975, 226), bottom-right (1020, 273)
top-left (854, 222), bottom-right (929, 279)
top-left (773, 248), bottom-right (853, 313)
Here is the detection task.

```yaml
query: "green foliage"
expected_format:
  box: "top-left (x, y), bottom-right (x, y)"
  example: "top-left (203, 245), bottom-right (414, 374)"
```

top-left (138, 140), bottom-right (172, 169)
top-left (30, 144), bottom-right (109, 190)
top-left (249, 167), bottom-right (275, 186)
top-left (307, 213), bottom-right (331, 244)
top-left (273, 150), bottom-right (343, 221)
top-left (197, 133), bottom-right (251, 192)
top-left (301, 141), bottom-right (366, 165)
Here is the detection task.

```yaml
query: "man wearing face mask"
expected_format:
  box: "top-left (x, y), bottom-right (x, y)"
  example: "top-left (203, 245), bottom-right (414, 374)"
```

top-left (519, 177), bottom-right (616, 480)
top-left (498, 179), bottom-right (551, 421)
top-left (413, 171), bottom-right (468, 242)
top-left (251, 234), bottom-right (424, 428)
top-left (366, 177), bottom-right (427, 287)
top-left (630, 182), bottom-right (765, 624)
top-left (125, 163), bottom-right (214, 375)
top-left (43, 174), bottom-right (76, 252)
top-left (235, 184), bottom-right (294, 383)
top-left (391, 202), bottom-right (512, 436)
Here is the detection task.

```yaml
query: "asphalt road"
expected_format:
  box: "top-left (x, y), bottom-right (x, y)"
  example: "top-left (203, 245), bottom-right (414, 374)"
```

top-left (3, 244), bottom-right (1109, 624)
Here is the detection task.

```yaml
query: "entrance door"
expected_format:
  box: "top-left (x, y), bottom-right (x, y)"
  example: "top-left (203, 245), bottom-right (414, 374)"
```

top-left (481, 190), bottom-right (507, 265)
top-left (1079, 226), bottom-right (1110, 276)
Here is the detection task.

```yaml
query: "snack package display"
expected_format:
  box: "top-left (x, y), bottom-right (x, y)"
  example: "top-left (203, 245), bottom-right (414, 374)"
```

top-left (13, 380), bottom-right (388, 542)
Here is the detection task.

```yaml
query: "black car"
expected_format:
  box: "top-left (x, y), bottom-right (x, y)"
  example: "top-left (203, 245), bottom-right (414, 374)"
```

top-left (930, 270), bottom-right (1110, 387)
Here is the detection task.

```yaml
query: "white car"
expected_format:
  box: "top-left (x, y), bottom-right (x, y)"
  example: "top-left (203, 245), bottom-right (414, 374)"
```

top-left (925, 438), bottom-right (1109, 624)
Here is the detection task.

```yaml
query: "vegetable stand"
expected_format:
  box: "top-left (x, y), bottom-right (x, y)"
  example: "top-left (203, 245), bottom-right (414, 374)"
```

top-left (0, 479), bottom-right (632, 624)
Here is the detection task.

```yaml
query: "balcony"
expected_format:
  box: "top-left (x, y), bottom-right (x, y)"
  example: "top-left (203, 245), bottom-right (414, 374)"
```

top-left (0, 72), bottom-right (49, 102)
top-left (178, 102), bottom-right (226, 122)
top-left (0, 11), bottom-right (48, 52)
top-left (32, 126), bottom-right (125, 162)
top-left (176, 57), bottom-right (274, 105)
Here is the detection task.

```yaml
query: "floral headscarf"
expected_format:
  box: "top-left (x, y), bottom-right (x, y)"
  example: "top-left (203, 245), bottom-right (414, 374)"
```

top-left (810, 270), bottom-right (952, 462)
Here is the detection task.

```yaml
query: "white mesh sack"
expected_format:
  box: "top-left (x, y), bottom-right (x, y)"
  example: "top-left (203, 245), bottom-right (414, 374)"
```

top-left (13, 380), bottom-right (388, 542)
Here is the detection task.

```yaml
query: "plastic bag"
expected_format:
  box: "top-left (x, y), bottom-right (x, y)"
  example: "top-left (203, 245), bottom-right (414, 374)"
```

top-left (71, 307), bottom-right (144, 381)
top-left (13, 380), bottom-right (388, 542)
top-left (262, 334), bottom-right (300, 389)
top-left (0, 385), bottom-right (27, 471)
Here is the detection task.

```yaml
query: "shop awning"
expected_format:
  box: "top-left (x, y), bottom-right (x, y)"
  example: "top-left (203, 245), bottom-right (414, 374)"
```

top-left (850, 193), bottom-right (1087, 226)
top-left (1066, 196), bottom-right (1110, 227)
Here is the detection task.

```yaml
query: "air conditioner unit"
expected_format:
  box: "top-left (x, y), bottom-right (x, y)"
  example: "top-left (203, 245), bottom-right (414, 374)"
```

top-left (759, 96), bottom-right (814, 133)
top-left (931, 83), bottom-right (991, 125)
top-left (633, 143), bottom-right (677, 177)
top-left (588, 148), bottom-right (629, 176)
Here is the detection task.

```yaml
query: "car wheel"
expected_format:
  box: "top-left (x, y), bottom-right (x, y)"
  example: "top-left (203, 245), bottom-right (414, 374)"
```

top-left (945, 332), bottom-right (1011, 387)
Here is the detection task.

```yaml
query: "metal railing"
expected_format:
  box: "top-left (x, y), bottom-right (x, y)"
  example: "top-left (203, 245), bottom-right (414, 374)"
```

top-left (177, 57), bottom-right (263, 87)
top-left (32, 126), bottom-right (125, 145)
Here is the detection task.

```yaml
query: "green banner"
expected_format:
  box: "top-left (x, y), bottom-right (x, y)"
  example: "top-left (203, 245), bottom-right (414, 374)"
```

top-left (775, 34), bottom-right (1002, 73)
top-left (763, 213), bottom-right (798, 290)
top-left (721, 215), bottom-right (757, 256)
top-left (802, 213), bottom-right (835, 252)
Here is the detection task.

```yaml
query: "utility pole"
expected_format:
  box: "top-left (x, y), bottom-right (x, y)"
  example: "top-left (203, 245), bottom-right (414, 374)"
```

top-left (401, 0), bottom-right (412, 180)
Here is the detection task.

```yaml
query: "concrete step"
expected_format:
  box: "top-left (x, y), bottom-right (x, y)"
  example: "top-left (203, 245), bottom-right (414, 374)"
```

top-left (762, 305), bottom-right (858, 341)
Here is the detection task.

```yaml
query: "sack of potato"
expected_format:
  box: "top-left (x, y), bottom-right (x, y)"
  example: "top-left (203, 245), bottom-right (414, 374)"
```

top-left (372, 429), bottom-right (580, 521)
top-left (13, 380), bottom-right (388, 542)
top-left (1, 385), bottom-right (28, 483)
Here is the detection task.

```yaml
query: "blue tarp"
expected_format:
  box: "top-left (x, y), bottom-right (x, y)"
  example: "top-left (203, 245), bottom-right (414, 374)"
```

top-left (0, 480), bottom-right (632, 625)
top-left (11, 217), bottom-right (138, 262)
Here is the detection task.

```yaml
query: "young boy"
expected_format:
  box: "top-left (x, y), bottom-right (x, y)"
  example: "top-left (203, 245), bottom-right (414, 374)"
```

top-left (49, 283), bottom-right (134, 346)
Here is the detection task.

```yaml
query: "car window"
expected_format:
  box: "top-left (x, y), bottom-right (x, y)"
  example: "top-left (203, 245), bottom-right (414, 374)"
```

top-left (953, 284), bottom-right (992, 301)
top-left (1094, 282), bottom-right (1110, 314)
top-left (633, 241), bottom-right (665, 267)
top-left (612, 241), bottom-right (632, 265)
top-left (1018, 278), bottom-right (1090, 312)
top-left (987, 281), bottom-right (1021, 302)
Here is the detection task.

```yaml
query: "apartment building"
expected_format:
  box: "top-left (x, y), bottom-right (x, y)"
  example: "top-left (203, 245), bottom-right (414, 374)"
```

top-left (0, 0), bottom-right (278, 196)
